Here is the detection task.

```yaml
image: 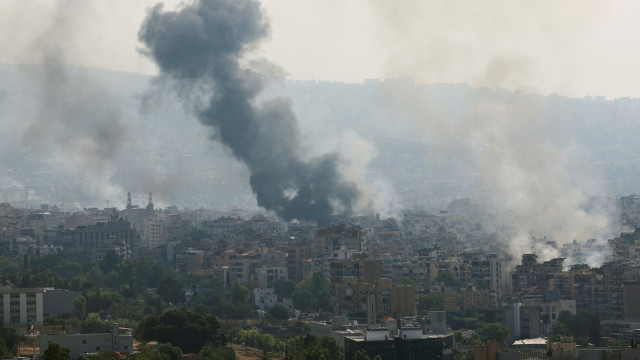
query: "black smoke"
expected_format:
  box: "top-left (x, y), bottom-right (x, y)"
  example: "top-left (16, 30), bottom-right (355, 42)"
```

top-left (138, 0), bottom-right (361, 225)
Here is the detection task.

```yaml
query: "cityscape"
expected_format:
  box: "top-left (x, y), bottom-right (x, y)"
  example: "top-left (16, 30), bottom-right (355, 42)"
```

top-left (2, 1), bottom-right (640, 360)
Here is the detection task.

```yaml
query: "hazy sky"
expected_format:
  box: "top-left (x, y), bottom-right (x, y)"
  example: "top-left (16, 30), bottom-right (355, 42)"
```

top-left (1, 0), bottom-right (640, 98)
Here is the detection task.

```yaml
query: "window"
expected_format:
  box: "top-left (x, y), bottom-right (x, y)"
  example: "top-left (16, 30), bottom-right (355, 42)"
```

top-left (82, 340), bottom-right (87, 344)
top-left (96, 347), bottom-right (101, 351)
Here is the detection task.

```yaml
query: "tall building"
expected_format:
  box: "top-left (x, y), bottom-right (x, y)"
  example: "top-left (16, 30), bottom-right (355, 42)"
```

top-left (314, 225), bottom-right (365, 258)
top-left (332, 279), bottom-right (416, 323)
top-left (69, 211), bottom-right (138, 260)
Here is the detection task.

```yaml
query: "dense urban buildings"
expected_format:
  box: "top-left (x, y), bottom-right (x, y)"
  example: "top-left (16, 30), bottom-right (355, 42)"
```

top-left (2, 192), bottom-right (640, 359)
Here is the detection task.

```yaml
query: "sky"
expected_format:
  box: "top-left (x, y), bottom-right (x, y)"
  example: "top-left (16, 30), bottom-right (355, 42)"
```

top-left (0, 0), bottom-right (632, 262)
top-left (1, 0), bottom-right (640, 99)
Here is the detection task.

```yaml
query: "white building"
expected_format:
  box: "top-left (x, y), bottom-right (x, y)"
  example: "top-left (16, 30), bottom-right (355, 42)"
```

top-left (40, 324), bottom-right (133, 358)
top-left (253, 288), bottom-right (294, 316)
top-left (0, 287), bottom-right (44, 326)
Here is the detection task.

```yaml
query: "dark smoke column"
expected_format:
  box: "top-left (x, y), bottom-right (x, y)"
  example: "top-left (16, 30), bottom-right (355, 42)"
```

top-left (138, 0), bottom-right (360, 225)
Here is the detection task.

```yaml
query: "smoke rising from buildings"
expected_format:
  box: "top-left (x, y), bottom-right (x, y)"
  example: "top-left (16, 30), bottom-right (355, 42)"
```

top-left (138, 0), bottom-right (371, 225)
top-left (378, 75), bottom-right (615, 266)
top-left (2, 0), bottom-right (129, 205)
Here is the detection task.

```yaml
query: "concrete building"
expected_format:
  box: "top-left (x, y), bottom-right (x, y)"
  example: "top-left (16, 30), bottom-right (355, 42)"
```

top-left (442, 286), bottom-right (495, 312)
top-left (0, 287), bottom-right (83, 326)
top-left (253, 288), bottom-right (294, 316)
top-left (0, 287), bottom-right (44, 326)
top-left (69, 212), bottom-right (138, 260)
top-left (332, 279), bottom-right (416, 323)
top-left (426, 311), bottom-right (447, 334)
top-left (256, 266), bottom-right (288, 288)
top-left (522, 298), bottom-right (576, 336)
top-left (42, 289), bottom-right (82, 318)
top-left (40, 324), bottom-right (133, 359)
top-left (329, 258), bottom-right (383, 284)
top-left (144, 217), bottom-right (167, 248)
top-left (314, 225), bottom-right (365, 258)
top-left (344, 325), bottom-right (454, 360)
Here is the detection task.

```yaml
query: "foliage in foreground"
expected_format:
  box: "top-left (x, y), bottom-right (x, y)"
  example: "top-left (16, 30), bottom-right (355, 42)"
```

top-left (286, 335), bottom-right (342, 360)
top-left (136, 309), bottom-right (226, 354)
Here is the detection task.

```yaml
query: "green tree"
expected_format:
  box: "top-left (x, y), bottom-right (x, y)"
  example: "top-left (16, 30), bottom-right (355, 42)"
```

top-left (482, 322), bottom-right (509, 346)
top-left (292, 289), bottom-right (314, 313)
top-left (74, 296), bottom-right (87, 320)
top-left (87, 266), bottom-right (104, 287)
top-left (418, 293), bottom-right (445, 315)
top-left (237, 329), bottom-right (284, 353)
top-left (156, 343), bottom-right (183, 360)
top-left (230, 284), bottom-right (252, 319)
top-left (78, 351), bottom-right (120, 360)
top-left (554, 310), bottom-right (602, 345)
top-left (158, 276), bottom-right (185, 304)
top-left (0, 338), bottom-right (9, 357)
top-left (268, 305), bottom-right (290, 321)
top-left (85, 289), bottom-right (124, 313)
top-left (42, 343), bottom-right (71, 360)
top-left (292, 273), bottom-right (331, 313)
top-left (136, 309), bottom-right (226, 353)
top-left (288, 335), bottom-right (341, 360)
top-left (552, 321), bottom-right (569, 337)
top-left (82, 313), bottom-right (110, 333)
top-left (55, 260), bottom-right (83, 280)
top-left (199, 345), bottom-right (236, 360)
top-left (269, 279), bottom-right (297, 299)
top-left (100, 250), bottom-right (121, 275)
top-left (0, 323), bottom-right (22, 357)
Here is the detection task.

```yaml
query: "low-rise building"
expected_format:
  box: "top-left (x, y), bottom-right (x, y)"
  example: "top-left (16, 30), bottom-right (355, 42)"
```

top-left (344, 326), bottom-right (454, 360)
top-left (39, 324), bottom-right (133, 359)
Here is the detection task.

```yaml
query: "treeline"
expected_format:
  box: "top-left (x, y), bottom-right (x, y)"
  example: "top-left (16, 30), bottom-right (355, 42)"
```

top-left (0, 248), bottom-right (340, 358)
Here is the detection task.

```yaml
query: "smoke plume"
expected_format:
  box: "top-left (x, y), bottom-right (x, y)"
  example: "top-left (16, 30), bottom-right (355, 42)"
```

top-left (138, 0), bottom-right (363, 225)
top-left (365, 1), bottom-right (616, 264)
top-left (0, 0), bottom-right (129, 206)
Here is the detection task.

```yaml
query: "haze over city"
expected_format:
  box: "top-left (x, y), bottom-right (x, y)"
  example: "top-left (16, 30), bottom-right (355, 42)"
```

top-left (3, 2), bottom-right (640, 360)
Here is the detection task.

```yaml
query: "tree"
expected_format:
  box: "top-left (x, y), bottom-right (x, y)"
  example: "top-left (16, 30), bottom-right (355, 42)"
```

top-left (42, 343), bottom-right (71, 360)
top-left (292, 273), bottom-right (331, 313)
top-left (482, 323), bottom-right (509, 346)
top-left (85, 289), bottom-right (124, 313)
top-left (136, 309), bottom-right (226, 353)
top-left (418, 294), bottom-right (445, 315)
top-left (292, 289), bottom-right (314, 313)
top-left (554, 310), bottom-right (602, 345)
top-left (82, 313), bottom-right (110, 333)
top-left (74, 296), bottom-right (87, 320)
top-left (158, 276), bottom-right (185, 304)
top-left (269, 279), bottom-right (296, 299)
top-left (155, 343), bottom-right (183, 360)
top-left (0, 323), bottom-right (22, 357)
top-left (589, 312), bottom-right (602, 346)
top-left (100, 250), bottom-right (121, 274)
top-left (551, 321), bottom-right (569, 337)
top-left (268, 305), bottom-right (290, 321)
top-left (199, 345), bottom-right (236, 360)
top-left (353, 350), bottom-right (371, 360)
top-left (288, 335), bottom-right (341, 360)
top-left (230, 284), bottom-right (252, 319)
top-left (237, 329), bottom-right (283, 353)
